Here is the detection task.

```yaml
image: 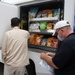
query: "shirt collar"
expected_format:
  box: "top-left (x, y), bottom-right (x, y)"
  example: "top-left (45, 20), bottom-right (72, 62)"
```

top-left (12, 26), bottom-right (20, 29)
top-left (66, 33), bottom-right (75, 38)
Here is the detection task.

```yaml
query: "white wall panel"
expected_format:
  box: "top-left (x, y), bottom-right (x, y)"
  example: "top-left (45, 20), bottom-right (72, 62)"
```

top-left (0, 2), bottom-right (19, 47)
top-left (64, 0), bottom-right (74, 29)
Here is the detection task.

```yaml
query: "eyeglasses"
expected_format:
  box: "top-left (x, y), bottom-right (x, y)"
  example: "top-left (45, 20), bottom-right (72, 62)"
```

top-left (56, 28), bottom-right (64, 35)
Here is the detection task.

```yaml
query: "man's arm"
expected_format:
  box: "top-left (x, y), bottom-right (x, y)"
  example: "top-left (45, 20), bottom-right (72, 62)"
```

top-left (40, 52), bottom-right (59, 69)
top-left (2, 33), bottom-right (8, 63)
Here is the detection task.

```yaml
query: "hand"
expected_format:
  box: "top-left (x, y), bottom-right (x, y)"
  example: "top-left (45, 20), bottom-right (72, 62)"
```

top-left (46, 52), bottom-right (55, 57)
top-left (40, 52), bottom-right (46, 60)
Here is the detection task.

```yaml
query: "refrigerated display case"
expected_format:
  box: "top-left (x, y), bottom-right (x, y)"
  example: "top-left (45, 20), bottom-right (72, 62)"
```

top-left (20, 0), bottom-right (64, 52)
top-left (0, 0), bottom-right (74, 75)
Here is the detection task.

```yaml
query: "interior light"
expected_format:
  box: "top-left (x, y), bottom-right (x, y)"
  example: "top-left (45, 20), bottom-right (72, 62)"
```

top-left (1, 0), bottom-right (34, 4)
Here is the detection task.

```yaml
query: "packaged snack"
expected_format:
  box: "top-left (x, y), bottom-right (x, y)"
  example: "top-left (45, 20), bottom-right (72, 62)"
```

top-left (47, 9), bottom-right (54, 17)
top-left (39, 22), bottom-right (47, 30)
top-left (53, 8), bottom-right (60, 17)
top-left (29, 22), bottom-right (40, 31)
top-left (41, 38), bottom-right (47, 46)
top-left (29, 34), bottom-right (36, 44)
top-left (46, 37), bottom-right (58, 48)
top-left (29, 7), bottom-right (38, 19)
top-left (34, 34), bottom-right (44, 45)
top-left (41, 12), bottom-right (48, 18)
top-left (36, 11), bottom-right (42, 18)
top-left (42, 9), bottom-right (54, 18)
top-left (47, 22), bottom-right (54, 30)
top-left (60, 9), bottom-right (64, 20)
top-left (20, 14), bottom-right (28, 30)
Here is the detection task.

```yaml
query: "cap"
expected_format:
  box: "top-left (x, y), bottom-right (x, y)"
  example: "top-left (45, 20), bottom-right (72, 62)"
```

top-left (52, 20), bottom-right (70, 36)
top-left (54, 20), bottom-right (70, 30)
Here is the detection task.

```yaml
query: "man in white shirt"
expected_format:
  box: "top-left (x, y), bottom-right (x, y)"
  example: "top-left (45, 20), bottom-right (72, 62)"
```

top-left (2, 17), bottom-right (30, 75)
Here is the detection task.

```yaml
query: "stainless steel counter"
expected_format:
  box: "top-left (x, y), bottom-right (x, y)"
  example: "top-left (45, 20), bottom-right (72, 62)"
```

top-left (28, 48), bottom-right (48, 53)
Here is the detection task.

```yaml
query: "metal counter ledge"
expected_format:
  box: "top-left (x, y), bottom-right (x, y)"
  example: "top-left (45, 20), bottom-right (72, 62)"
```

top-left (28, 48), bottom-right (48, 53)
top-left (0, 48), bottom-right (48, 63)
